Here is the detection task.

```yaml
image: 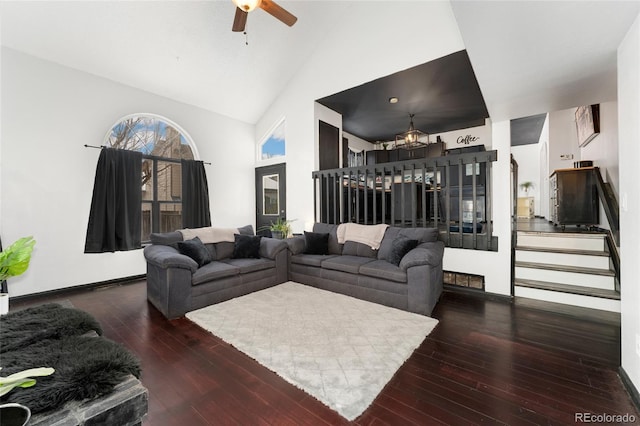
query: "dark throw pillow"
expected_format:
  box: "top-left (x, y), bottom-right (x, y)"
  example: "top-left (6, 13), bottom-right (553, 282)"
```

top-left (232, 234), bottom-right (262, 259)
top-left (177, 237), bottom-right (212, 267)
top-left (387, 236), bottom-right (419, 266)
top-left (304, 231), bottom-right (329, 255)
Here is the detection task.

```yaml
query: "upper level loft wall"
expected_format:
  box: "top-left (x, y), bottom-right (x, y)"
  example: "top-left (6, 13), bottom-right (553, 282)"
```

top-left (580, 101), bottom-right (619, 195)
top-left (547, 102), bottom-right (619, 227)
top-left (549, 102), bottom-right (618, 189)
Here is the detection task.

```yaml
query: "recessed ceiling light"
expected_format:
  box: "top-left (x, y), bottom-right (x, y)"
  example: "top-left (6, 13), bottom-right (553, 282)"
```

top-left (388, 97), bottom-right (399, 104)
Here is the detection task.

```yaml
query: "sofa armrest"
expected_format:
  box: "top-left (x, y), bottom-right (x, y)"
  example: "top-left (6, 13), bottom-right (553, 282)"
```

top-left (143, 245), bottom-right (198, 272)
top-left (285, 235), bottom-right (305, 255)
top-left (399, 241), bottom-right (445, 271)
top-left (259, 237), bottom-right (288, 259)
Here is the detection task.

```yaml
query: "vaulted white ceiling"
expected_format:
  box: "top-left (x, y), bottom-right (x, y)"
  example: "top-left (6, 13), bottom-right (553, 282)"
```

top-left (2, 1), bottom-right (639, 126)
top-left (1, 1), bottom-right (351, 124)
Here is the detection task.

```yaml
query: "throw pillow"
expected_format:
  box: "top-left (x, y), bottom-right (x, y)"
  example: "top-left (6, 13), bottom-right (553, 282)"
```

top-left (304, 231), bottom-right (329, 255)
top-left (177, 237), bottom-right (212, 267)
top-left (387, 236), bottom-right (419, 266)
top-left (232, 234), bottom-right (262, 259)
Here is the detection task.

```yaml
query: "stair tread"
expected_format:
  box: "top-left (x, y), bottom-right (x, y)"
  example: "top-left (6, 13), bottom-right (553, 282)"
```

top-left (515, 279), bottom-right (620, 300)
top-left (517, 230), bottom-right (607, 238)
top-left (515, 245), bottom-right (609, 256)
top-left (515, 261), bottom-right (615, 276)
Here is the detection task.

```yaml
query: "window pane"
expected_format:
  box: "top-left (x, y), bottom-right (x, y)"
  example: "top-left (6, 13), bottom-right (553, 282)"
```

top-left (157, 161), bottom-right (181, 201)
top-left (108, 116), bottom-right (195, 160)
top-left (263, 174), bottom-right (279, 215)
top-left (142, 203), bottom-right (152, 242)
top-left (261, 121), bottom-right (285, 160)
top-left (160, 203), bottom-right (182, 233)
top-left (142, 159), bottom-right (153, 201)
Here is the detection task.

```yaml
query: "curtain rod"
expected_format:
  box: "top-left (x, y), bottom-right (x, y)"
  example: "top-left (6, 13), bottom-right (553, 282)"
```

top-left (83, 144), bottom-right (211, 165)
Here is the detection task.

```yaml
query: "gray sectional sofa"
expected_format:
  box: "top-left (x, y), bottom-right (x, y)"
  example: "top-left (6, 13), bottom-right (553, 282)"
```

top-left (143, 225), bottom-right (288, 319)
top-left (286, 223), bottom-right (445, 316)
top-left (143, 223), bottom-right (445, 319)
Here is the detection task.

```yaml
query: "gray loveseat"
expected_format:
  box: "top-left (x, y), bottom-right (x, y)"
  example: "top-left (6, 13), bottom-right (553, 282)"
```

top-left (143, 225), bottom-right (288, 319)
top-left (286, 223), bottom-right (445, 316)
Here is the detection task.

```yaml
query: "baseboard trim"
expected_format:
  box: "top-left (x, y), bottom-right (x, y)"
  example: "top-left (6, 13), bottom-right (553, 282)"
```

top-left (10, 275), bottom-right (146, 302)
top-left (619, 366), bottom-right (640, 413)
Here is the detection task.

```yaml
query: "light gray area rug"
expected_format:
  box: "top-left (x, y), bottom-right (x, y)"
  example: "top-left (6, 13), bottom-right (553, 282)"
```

top-left (186, 282), bottom-right (439, 420)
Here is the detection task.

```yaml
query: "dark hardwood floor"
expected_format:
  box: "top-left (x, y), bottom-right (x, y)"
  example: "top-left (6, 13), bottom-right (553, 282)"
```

top-left (12, 281), bottom-right (639, 425)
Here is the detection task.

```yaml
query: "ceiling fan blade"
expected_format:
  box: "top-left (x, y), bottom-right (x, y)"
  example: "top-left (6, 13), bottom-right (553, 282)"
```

top-left (260, 0), bottom-right (297, 27)
top-left (232, 8), bottom-right (248, 32)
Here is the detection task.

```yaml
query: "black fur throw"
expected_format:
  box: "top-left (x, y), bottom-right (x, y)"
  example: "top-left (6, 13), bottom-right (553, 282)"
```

top-left (1, 303), bottom-right (103, 353)
top-left (0, 304), bottom-right (141, 414)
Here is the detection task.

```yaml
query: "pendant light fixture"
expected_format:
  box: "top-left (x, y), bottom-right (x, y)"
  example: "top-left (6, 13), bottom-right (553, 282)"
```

top-left (395, 113), bottom-right (429, 149)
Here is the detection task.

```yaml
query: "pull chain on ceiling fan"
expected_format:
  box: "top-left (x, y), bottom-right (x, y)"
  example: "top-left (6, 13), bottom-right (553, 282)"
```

top-left (232, 0), bottom-right (297, 32)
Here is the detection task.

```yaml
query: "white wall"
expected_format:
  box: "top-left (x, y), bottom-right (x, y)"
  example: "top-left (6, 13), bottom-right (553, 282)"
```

top-left (1, 47), bottom-right (255, 297)
top-left (256, 1), bottom-right (466, 236)
top-left (511, 143), bottom-right (542, 216)
top-left (618, 11), bottom-right (640, 401)
top-left (580, 101), bottom-right (619, 194)
top-left (548, 108), bottom-right (581, 173)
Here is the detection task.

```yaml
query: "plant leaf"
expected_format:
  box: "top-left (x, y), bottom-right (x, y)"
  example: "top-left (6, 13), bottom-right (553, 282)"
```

top-left (0, 379), bottom-right (36, 397)
top-left (0, 236), bottom-right (36, 281)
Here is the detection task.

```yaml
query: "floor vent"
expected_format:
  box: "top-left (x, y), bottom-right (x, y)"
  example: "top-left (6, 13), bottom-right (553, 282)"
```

top-left (444, 271), bottom-right (485, 291)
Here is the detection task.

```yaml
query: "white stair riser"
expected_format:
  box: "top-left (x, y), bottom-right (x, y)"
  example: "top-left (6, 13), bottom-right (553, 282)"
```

top-left (515, 251), bottom-right (610, 270)
top-left (517, 234), bottom-right (605, 251)
top-left (515, 267), bottom-right (615, 290)
top-left (514, 286), bottom-right (620, 313)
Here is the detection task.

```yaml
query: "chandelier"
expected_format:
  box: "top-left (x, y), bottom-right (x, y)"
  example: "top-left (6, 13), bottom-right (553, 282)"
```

top-left (395, 114), bottom-right (429, 149)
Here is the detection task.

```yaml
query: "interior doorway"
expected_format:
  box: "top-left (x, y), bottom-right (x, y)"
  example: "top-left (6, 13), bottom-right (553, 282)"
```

top-left (255, 163), bottom-right (287, 236)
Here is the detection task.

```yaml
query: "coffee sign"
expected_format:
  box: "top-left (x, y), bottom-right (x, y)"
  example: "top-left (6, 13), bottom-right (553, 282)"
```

top-left (457, 135), bottom-right (479, 145)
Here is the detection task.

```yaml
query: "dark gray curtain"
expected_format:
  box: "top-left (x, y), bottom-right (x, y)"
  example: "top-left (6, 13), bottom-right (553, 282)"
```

top-left (85, 148), bottom-right (142, 253)
top-left (181, 159), bottom-right (211, 229)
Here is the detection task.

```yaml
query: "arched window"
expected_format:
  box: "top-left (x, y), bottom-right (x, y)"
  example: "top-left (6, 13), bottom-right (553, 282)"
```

top-left (105, 114), bottom-right (197, 242)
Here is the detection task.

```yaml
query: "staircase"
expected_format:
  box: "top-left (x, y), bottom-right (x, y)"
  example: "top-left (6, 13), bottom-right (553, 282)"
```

top-left (514, 231), bottom-right (620, 313)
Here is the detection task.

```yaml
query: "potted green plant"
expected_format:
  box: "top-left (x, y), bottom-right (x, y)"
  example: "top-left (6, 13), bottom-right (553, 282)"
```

top-left (0, 236), bottom-right (36, 315)
top-left (519, 181), bottom-right (534, 195)
top-left (266, 218), bottom-right (295, 239)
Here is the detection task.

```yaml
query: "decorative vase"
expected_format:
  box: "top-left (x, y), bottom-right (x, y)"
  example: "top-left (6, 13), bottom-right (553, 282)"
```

top-left (0, 403), bottom-right (31, 426)
top-left (271, 231), bottom-right (284, 240)
top-left (0, 293), bottom-right (9, 315)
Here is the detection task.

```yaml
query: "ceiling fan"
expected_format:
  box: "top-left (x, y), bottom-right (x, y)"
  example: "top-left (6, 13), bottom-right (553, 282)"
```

top-left (232, 0), bottom-right (297, 32)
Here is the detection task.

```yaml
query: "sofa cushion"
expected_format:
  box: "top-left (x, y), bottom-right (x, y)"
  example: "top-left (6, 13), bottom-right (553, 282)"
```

top-left (192, 261), bottom-right (239, 285)
top-left (232, 234), bottom-right (262, 259)
top-left (214, 242), bottom-right (235, 260)
top-left (238, 224), bottom-right (255, 236)
top-left (387, 236), bottom-right (419, 266)
top-left (176, 237), bottom-right (212, 267)
top-left (321, 255), bottom-right (375, 274)
top-left (312, 223), bottom-right (343, 255)
top-left (378, 227), bottom-right (438, 260)
top-left (342, 241), bottom-right (378, 258)
top-left (291, 254), bottom-right (338, 267)
top-left (359, 260), bottom-right (408, 283)
top-left (303, 231), bottom-right (329, 255)
top-left (222, 258), bottom-right (275, 274)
